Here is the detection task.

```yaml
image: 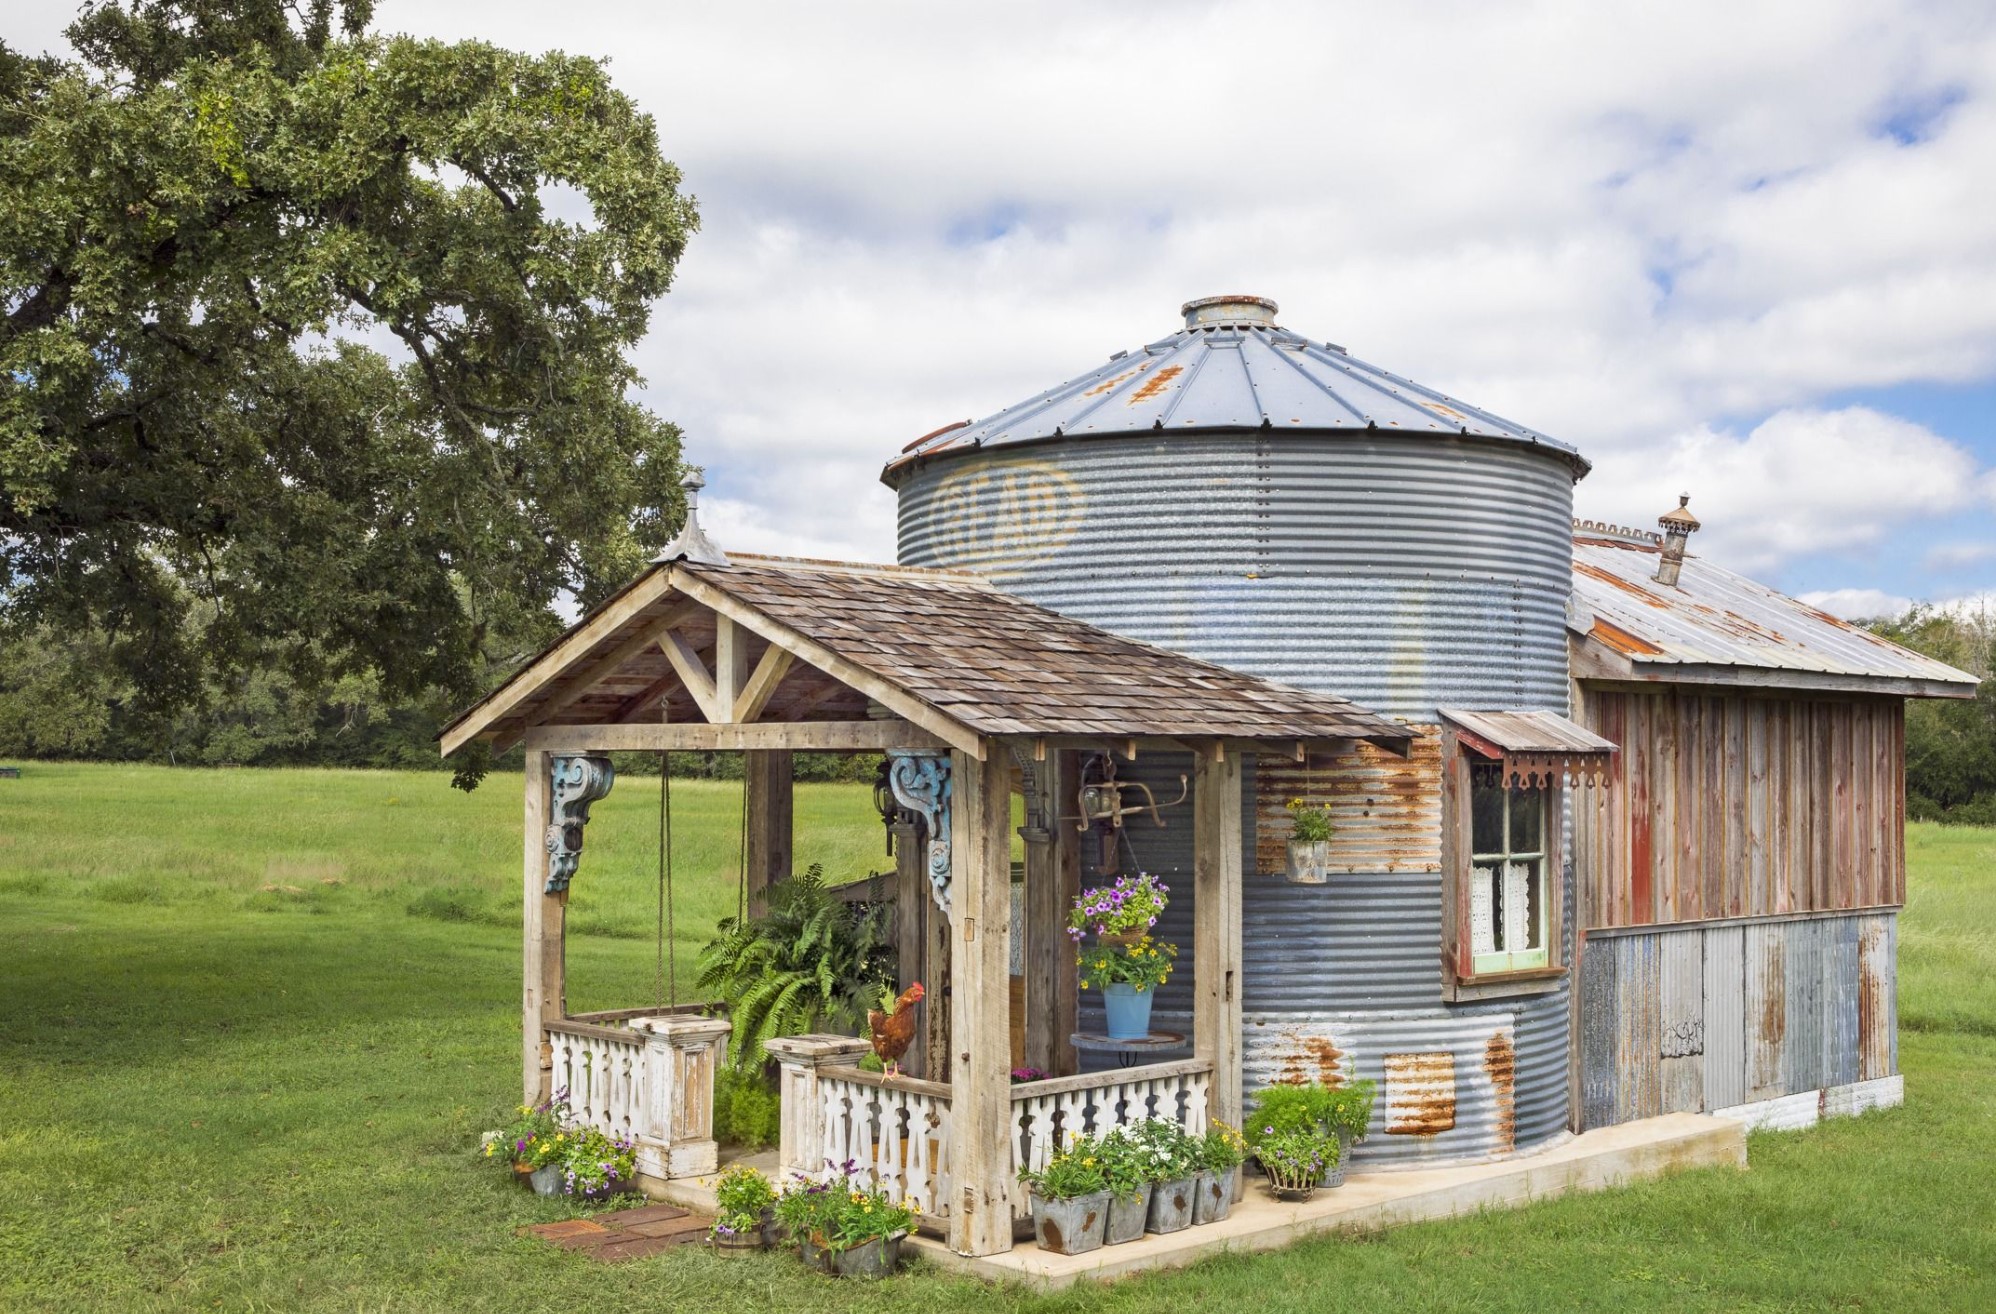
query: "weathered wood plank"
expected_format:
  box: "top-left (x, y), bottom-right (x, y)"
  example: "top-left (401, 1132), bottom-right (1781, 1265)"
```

top-left (744, 750), bottom-right (793, 919)
top-left (1192, 749), bottom-right (1245, 1132)
top-left (947, 744), bottom-right (1016, 1257)
top-left (522, 720), bottom-right (950, 752)
top-left (523, 750), bottom-right (558, 1103)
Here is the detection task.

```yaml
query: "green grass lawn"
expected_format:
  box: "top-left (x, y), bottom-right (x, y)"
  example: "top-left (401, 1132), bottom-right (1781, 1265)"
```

top-left (2, 763), bottom-right (1994, 1312)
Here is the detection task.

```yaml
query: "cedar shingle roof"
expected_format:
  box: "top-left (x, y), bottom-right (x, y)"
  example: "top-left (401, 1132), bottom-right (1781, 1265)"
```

top-left (441, 554), bottom-right (1410, 750)
top-left (687, 560), bottom-right (1408, 744)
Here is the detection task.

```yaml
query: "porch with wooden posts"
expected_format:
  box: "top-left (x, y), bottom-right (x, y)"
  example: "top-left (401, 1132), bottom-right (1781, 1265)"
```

top-left (441, 532), bottom-right (1412, 1258)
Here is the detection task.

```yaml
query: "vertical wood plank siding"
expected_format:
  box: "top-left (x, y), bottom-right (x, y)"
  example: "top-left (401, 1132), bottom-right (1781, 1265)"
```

top-left (1576, 691), bottom-right (1905, 929)
top-left (1577, 912), bottom-right (1896, 1127)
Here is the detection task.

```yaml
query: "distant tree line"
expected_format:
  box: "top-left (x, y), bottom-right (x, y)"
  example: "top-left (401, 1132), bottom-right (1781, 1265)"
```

top-left (1868, 605), bottom-right (1996, 825)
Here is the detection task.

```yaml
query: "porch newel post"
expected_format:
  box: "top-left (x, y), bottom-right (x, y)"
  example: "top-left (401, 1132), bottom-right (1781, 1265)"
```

top-left (522, 749), bottom-right (558, 1104)
top-left (1192, 746), bottom-right (1244, 1131)
top-left (949, 742), bottom-right (1016, 1257)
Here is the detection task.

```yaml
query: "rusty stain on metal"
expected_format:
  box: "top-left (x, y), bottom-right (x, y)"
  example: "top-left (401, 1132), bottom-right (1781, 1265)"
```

top-left (1483, 1030), bottom-right (1516, 1155)
top-left (1127, 365), bottom-right (1184, 404)
top-left (1083, 365), bottom-right (1145, 398)
top-left (1271, 1032), bottom-right (1349, 1088)
top-left (901, 419), bottom-right (971, 454)
top-left (1590, 617), bottom-right (1666, 657)
top-left (1255, 732), bottom-right (1442, 874)
top-left (1575, 561), bottom-right (1672, 608)
top-left (1383, 1052), bottom-right (1457, 1135)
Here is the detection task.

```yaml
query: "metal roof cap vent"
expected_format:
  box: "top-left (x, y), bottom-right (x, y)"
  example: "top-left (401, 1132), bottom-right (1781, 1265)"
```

top-left (1182, 294), bottom-right (1278, 329)
top-left (655, 466), bottom-right (730, 566)
top-left (1654, 493), bottom-right (1700, 587)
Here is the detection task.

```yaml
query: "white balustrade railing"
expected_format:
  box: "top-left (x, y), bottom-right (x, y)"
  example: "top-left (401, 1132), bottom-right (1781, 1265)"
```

top-left (781, 1053), bottom-right (1214, 1229)
top-left (549, 1022), bottom-right (649, 1141)
top-left (817, 1070), bottom-right (956, 1221)
top-left (544, 1012), bottom-right (731, 1180)
top-left (1009, 1059), bottom-right (1213, 1219)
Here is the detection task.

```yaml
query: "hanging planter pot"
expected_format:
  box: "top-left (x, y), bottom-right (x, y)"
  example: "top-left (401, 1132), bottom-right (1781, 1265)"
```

top-left (1284, 840), bottom-right (1331, 885)
top-left (1102, 983), bottom-right (1155, 1039)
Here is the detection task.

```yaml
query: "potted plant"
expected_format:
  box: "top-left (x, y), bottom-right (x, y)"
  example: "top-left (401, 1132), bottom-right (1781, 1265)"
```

top-left (1067, 871), bottom-right (1170, 948)
top-left (826, 1181), bottom-right (914, 1278)
top-left (774, 1172), bottom-right (841, 1272)
top-left (487, 1091), bottom-right (566, 1192)
top-left (711, 1163), bottom-right (778, 1256)
top-left (1193, 1122), bottom-right (1248, 1224)
top-left (553, 1126), bottom-right (640, 1200)
top-left (1017, 1141), bottom-right (1111, 1256)
top-left (487, 1091), bottom-right (636, 1200)
top-left (1131, 1120), bottom-right (1202, 1235)
top-left (1284, 798), bottom-right (1334, 884)
top-left (1324, 1079), bottom-right (1377, 1167)
top-left (1257, 1125), bottom-right (1339, 1201)
top-left (1079, 935), bottom-right (1176, 1039)
top-left (1093, 1129), bottom-right (1153, 1245)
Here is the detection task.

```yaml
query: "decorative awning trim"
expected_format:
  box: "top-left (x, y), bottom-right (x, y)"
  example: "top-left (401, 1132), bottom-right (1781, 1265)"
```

top-left (1439, 708), bottom-right (1617, 789)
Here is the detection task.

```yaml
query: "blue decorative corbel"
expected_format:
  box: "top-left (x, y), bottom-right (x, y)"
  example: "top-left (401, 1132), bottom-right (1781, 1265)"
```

top-left (887, 749), bottom-right (952, 916)
top-left (545, 755), bottom-right (615, 894)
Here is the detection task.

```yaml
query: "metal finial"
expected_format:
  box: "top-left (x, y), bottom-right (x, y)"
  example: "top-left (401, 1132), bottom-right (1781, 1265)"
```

top-left (654, 463), bottom-right (729, 566)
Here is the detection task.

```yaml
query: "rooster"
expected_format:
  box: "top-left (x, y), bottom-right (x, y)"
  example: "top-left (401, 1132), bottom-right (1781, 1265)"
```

top-left (868, 982), bottom-right (925, 1076)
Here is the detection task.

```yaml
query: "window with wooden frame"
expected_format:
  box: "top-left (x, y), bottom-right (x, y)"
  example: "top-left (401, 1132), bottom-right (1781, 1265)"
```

top-left (1440, 736), bottom-right (1568, 1000)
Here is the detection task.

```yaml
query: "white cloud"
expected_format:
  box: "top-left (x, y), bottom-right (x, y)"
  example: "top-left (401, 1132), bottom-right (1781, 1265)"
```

top-left (1578, 406), bottom-right (1987, 574)
top-left (1926, 542), bottom-right (1996, 571)
top-left (1798, 588), bottom-right (1916, 620)
top-left (10, 0), bottom-right (1996, 588)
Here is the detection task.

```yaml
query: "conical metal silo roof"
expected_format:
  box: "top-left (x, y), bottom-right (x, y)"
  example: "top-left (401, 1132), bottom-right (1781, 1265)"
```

top-left (883, 294), bottom-right (1588, 480)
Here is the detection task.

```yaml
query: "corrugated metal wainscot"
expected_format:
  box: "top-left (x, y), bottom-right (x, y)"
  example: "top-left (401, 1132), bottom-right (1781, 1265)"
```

top-left (1578, 911), bottom-right (1899, 1130)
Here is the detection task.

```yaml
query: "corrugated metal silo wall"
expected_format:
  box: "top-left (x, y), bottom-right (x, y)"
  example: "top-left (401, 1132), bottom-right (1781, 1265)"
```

top-left (895, 433), bottom-right (1576, 722)
top-left (902, 433), bottom-right (1578, 1164)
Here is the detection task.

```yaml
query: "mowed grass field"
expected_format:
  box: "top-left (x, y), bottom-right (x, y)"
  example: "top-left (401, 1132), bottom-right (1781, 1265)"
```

top-left (2, 763), bottom-right (1994, 1312)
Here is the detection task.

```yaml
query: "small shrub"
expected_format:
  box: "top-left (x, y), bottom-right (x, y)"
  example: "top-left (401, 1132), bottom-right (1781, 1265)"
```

top-left (713, 1067), bottom-right (781, 1148)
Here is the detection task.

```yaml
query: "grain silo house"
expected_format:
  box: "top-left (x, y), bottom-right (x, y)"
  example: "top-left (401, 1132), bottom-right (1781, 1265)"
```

top-left (445, 294), bottom-right (1974, 1271)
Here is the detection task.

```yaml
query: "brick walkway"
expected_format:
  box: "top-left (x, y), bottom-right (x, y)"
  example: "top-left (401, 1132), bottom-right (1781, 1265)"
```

top-left (522, 1202), bottom-right (711, 1263)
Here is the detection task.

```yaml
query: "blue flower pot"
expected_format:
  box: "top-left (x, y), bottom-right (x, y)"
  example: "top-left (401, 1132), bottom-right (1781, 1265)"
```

top-left (1103, 983), bottom-right (1154, 1039)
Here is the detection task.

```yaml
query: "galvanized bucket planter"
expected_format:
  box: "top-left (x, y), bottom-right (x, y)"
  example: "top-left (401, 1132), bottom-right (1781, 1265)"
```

top-left (1145, 1174), bottom-right (1199, 1234)
top-left (1105, 1186), bottom-right (1153, 1244)
top-left (832, 1233), bottom-right (906, 1279)
top-left (1031, 1189), bottom-right (1110, 1256)
top-left (1285, 840), bottom-right (1331, 884)
top-left (527, 1165), bottom-right (565, 1197)
top-left (1193, 1171), bottom-right (1229, 1223)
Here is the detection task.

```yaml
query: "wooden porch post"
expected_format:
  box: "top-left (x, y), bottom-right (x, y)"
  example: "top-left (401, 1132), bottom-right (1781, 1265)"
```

top-left (949, 743), bottom-right (1016, 1257)
top-left (522, 751), bottom-right (562, 1104)
top-left (1022, 752), bottom-right (1060, 1078)
top-left (743, 749), bottom-right (793, 918)
top-left (1192, 746), bottom-right (1244, 1131)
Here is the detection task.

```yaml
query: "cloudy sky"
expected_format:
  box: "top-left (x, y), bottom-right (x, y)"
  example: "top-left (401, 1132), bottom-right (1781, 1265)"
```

top-left (12, 0), bottom-right (1996, 618)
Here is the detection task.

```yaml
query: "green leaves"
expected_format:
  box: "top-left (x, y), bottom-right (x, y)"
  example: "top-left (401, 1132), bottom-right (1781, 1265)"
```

top-left (0, 2), bottom-right (696, 756)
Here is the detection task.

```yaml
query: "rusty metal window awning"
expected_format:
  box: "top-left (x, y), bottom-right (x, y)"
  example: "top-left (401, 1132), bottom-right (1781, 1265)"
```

top-left (1438, 708), bottom-right (1617, 789)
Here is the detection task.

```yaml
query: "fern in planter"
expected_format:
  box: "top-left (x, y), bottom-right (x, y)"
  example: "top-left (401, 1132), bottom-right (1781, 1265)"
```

top-left (696, 865), bottom-right (895, 1073)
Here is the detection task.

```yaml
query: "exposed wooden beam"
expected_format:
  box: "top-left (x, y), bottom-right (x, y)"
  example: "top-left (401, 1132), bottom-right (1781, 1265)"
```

top-left (734, 645), bottom-right (797, 723)
top-left (668, 567), bottom-right (984, 758)
top-left (534, 599), bottom-right (705, 723)
top-left (441, 569), bottom-right (677, 755)
top-left (521, 720), bottom-right (950, 753)
top-left (607, 669), bottom-right (684, 726)
top-left (661, 631), bottom-right (723, 722)
top-left (714, 615), bottom-right (749, 717)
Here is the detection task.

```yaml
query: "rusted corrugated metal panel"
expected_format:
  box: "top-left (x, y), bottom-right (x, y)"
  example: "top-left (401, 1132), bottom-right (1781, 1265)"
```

top-left (1659, 930), bottom-right (1705, 1113)
top-left (883, 298), bottom-right (1585, 476)
top-left (1857, 913), bottom-right (1897, 1081)
top-left (1437, 708), bottom-right (1617, 756)
top-left (1823, 915), bottom-right (1861, 1087)
top-left (1253, 733), bottom-right (1442, 875)
top-left (1702, 925), bottom-right (1746, 1111)
top-left (1242, 1010), bottom-right (1524, 1164)
top-left (1784, 917), bottom-right (1826, 1095)
top-left (1614, 934), bottom-right (1662, 1124)
top-left (1745, 921), bottom-right (1789, 1102)
top-left (1579, 937), bottom-right (1618, 1129)
top-left (1571, 536), bottom-right (1976, 692)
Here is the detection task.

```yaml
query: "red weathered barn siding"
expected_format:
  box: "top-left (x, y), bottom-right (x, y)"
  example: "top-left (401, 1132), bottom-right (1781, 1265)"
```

top-left (1576, 690), bottom-right (1904, 930)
